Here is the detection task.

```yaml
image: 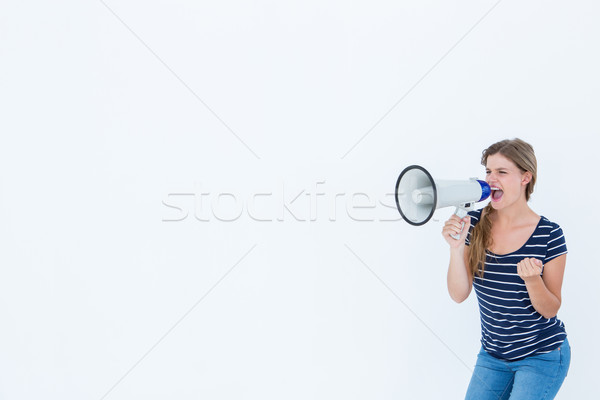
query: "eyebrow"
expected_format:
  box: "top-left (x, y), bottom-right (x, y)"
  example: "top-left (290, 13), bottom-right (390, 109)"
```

top-left (486, 167), bottom-right (509, 171)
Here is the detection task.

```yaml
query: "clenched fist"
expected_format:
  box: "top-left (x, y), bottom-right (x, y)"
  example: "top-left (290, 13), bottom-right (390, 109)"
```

top-left (442, 215), bottom-right (471, 248)
top-left (517, 258), bottom-right (543, 283)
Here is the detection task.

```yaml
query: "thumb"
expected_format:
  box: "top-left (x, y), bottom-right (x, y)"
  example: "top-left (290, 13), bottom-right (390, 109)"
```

top-left (460, 216), bottom-right (471, 239)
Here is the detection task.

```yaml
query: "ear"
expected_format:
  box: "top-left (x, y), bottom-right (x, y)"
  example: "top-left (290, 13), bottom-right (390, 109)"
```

top-left (521, 171), bottom-right (532, 185)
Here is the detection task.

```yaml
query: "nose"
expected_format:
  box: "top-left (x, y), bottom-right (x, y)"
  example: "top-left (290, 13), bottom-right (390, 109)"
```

top-left (487, 172), bottom-right (499, 182)
top-left (487, 178), bottom-right (500, 188)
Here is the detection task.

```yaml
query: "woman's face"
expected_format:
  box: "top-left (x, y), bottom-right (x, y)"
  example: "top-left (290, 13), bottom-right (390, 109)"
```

top-left (485, 153), bottom-right (531, 210)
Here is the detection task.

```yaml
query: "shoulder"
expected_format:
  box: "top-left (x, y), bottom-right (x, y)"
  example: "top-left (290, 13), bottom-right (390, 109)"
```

top-left (538, 216), bottom-right (568, 262)
top-left (538, 216), bottom-right (565, 236)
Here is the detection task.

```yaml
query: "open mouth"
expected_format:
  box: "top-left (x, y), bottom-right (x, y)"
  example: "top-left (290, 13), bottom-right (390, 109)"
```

top-left (491, 187), bottom-right (504, 202)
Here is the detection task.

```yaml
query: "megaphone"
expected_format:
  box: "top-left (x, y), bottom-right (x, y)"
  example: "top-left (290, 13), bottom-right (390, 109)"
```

top-left (395, 165), bottom-right (491, 238)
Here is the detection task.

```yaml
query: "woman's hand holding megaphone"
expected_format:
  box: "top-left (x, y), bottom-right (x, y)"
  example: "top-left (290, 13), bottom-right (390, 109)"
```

top-left (442, 215), bottom-right (471, 248)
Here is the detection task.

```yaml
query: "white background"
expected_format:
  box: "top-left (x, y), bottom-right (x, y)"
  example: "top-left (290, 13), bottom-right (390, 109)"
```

top-left (1, 1), bottom-right (599, 399)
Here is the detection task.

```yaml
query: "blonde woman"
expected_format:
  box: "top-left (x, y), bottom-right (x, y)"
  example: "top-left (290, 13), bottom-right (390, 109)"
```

top-left (442, 138), bottom-right (570, 399)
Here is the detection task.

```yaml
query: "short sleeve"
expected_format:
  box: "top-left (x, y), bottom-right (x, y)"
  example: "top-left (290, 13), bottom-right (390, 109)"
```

top-left (465, 210), bottom-right (481, 246)
top-left (545, 224), bottom-right (567, 263)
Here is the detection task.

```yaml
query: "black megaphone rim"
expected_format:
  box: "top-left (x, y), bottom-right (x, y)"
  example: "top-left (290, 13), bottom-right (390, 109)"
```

top-left (395, 165), bottom-right (437, 226)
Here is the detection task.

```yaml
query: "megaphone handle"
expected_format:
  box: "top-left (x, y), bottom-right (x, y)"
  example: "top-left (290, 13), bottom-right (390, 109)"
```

top-left (450, 207), bottom-right (469, 240)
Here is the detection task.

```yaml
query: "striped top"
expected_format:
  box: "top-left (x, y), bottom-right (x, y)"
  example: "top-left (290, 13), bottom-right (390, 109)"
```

top-left (465, 209), bottom-right (568, 361)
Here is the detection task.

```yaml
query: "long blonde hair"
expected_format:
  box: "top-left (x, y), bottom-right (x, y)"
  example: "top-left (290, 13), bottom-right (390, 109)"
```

top-left (468, 138), bottom-right (537, 278)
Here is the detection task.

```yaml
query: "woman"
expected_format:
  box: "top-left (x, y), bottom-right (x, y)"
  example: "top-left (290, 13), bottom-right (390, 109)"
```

top-left (442, 138), bottom-right (570, 400)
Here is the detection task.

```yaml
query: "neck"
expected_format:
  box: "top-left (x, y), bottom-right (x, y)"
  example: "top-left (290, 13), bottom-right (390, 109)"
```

top-left (492, 200), bottom-right (535, 226)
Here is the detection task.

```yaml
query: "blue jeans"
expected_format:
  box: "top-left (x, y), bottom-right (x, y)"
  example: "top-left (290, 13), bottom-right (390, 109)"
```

top-left (465, 339), bottom-right (571, 400)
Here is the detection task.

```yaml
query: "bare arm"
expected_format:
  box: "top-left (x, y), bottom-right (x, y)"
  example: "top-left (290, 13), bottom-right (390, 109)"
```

top-left (517, 255), bottom-right (566, 318)
top-left (443, 215), bottom-right (473, 303)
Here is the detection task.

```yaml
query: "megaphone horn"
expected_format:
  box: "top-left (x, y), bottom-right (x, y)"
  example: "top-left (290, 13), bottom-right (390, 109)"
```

top-left (395, 165), bottom-right (491, 238)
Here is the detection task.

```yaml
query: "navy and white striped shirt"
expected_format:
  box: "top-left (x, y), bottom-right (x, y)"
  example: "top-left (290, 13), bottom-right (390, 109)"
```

top-left (465, 209), bottom-right (568, 361)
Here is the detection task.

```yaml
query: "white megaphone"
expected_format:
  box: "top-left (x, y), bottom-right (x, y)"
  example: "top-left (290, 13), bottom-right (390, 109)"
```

top-left (395, 165), bottom-right (491, 239)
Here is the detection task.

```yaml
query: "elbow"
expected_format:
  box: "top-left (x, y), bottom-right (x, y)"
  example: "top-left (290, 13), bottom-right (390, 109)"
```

top-left (449, 291), bottom-right (470, 304)
top-left (539, 304), bottom-right (561, 319)
top-left (447, 283), bottom-right (471, 303)
top-left (540, 307), bottom-right (560, 320)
